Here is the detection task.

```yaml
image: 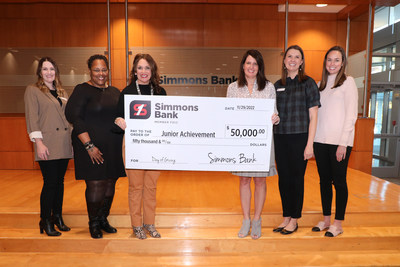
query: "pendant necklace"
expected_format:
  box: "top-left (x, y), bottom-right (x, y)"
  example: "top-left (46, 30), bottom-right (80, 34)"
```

top-left (136, 80), bottom-right (153, 95)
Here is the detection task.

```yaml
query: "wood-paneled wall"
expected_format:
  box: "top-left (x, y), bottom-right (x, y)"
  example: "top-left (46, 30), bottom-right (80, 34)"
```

top-left (0, 2), bottom-right (369, 89)
top-left (349, 118), bottom-right (375, 174)
top-left (0, 2), bottom-right (371, 170)
top-left (0, 114), bottom-right (74, 170)
top-left (0, 115), bottom-right (34, 169)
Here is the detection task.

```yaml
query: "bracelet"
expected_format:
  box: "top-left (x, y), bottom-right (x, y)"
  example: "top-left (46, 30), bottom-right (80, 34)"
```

top-left (84, 141), bottom-right (95, 151)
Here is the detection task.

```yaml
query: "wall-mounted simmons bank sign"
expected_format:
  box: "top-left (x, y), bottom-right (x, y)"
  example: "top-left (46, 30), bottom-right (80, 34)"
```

top-left (159, 74), bottom-right (238, 86)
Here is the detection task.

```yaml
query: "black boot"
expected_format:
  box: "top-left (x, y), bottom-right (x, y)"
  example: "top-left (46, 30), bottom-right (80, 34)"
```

top-left (98, 196), bottom-right (117, 233)
top-left (87, 201), bottom-right (103, 239)
top-left (89, 220), bottom-right (103, 239)
top-left (39, 218), bottom-right (61, 236)
top-left (52, 214), bottom-right (71, 232)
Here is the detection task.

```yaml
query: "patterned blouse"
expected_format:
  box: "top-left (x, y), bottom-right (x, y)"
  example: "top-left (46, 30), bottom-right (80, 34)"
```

top-left (226, 80), bottom-right (278, 178)
top-left (226, 80), bottom-right (278, 114)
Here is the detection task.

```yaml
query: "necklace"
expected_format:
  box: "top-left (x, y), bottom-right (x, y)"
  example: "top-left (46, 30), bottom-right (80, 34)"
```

top-left (136, 80), bottom-right (153, 95)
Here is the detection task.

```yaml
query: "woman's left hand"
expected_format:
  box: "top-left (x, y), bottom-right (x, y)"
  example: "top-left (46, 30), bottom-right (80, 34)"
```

top-left (271, 113), bottom-right (280, 125)
top-left (115, 117), bottom-right (127, 130)
top-left (88, 146), bottom-right (104, 164)
top-left (304, 144), bottom-right (314, 160)
top-left (336, 145), bottom-right (347, 162)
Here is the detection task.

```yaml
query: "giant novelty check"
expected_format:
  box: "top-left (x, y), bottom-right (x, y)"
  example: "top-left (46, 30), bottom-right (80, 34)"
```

top-left (124, 95), bottom-right (274, 172)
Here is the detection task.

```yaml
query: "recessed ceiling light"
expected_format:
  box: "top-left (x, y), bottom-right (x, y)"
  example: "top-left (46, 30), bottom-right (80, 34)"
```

top-left (316, 4), bottom-right (328, 7)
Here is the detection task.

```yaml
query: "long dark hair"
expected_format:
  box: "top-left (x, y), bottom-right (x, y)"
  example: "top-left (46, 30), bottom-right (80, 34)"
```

top-left (238, 49), bottom-right (268, 91)
top-left (130, 53), bottom-right (162, 94)
top-left (319, 46), bottom-right (347, 91)
top-left (35, 57), bottom-right (64, 95)
top-left (280, 45), bottom-right (306, 86)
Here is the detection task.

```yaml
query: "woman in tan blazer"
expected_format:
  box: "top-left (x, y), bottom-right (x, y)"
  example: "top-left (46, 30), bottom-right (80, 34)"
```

top-left (24, 57), bottom-right (73, 236)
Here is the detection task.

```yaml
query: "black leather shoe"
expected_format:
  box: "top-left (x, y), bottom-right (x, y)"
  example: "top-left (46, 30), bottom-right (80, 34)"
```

top-left (100, 219), bottom-right (117, 233)
top-left (39, 219), bottom-right (61, 236)
top-left (280, 224), bottom-right (298, 235)
top-left (272, 227), bottom-right (284, 233)
top-left (52, 214), bottom-right (71, 232)
top-left (89, 221), bottom-right (103, 239)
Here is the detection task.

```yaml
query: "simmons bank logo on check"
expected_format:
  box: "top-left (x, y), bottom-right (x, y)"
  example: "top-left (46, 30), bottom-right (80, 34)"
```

top-left (130, 100), bottom-right (199, 119)
top-left (130, 100), bottom-right (151, 119)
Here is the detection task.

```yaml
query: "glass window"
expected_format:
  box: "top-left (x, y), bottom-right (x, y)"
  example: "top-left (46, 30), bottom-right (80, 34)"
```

top-left (0, 48), bottom-right (106, 113)
top-left (374, 4), bottom-right (400, 32)
top-left (374, 7), bottom-right (389, 32)
top-left (392, 4), bottom-right (400, 24)
top-left (372, 44), bottom-right (397, 74)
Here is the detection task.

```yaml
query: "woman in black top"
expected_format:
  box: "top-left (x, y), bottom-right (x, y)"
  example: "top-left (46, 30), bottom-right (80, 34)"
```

top-left (115, 54), bottom-right (166, 239)
top-left (65, 55), bottom-right (125, 239)
top-left (273, 45), bottom-right (320, 235)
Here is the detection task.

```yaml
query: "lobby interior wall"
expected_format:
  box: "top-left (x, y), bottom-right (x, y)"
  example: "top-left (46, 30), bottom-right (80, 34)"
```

top-left (0, 2), bottom-right (369, 103)
top-left (0, 2), bottom-right (369, 169)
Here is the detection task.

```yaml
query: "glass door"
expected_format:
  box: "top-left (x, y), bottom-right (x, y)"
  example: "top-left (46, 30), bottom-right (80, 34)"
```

top-left (370, 88), bottom-right (400, 178)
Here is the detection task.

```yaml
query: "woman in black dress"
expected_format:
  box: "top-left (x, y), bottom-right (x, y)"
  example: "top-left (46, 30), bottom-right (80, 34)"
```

top-left (65, 55), bottom-right (125, 239)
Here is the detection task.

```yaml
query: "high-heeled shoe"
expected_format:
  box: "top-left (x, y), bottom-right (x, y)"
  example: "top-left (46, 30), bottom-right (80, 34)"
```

top-left (39, 218), bottom-right (61, 236)
top-left (251, 219), bottom-right (262, 239)
top-left (52, 214), bottom-right (71, 232)
top-left (133, 226), bottom-right (147, 239)
top-left (280, 223), bottom-right (298, 235)
top-left (143, 224), bottom-right (161, 238)
top-left (238, 219), bottom-right (251, 238)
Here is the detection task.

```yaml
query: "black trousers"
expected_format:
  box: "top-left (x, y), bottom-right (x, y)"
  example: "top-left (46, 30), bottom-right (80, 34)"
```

top-left (38, 159), bottom-right (69, 219)
top-left (313, 142), bottom-right (352, 220)
top-left (274, 133), bottom-right (308, 219)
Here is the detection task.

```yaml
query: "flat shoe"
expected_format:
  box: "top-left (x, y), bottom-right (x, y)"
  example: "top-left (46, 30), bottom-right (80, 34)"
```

top-left (325, 225), bottom-right (343, 237)
top-left (238, 219), bottom-right (251, 238)
top-left (280, 223), bottom-right (298, 235)
top-left (312, 221), bottom-right (329, 232)
top-left (272, 227), bottom-right (284, 233)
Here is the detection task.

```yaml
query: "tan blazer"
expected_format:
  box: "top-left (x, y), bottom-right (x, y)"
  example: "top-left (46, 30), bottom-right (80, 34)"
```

top-left (24, 85), bottom-right (73, 161)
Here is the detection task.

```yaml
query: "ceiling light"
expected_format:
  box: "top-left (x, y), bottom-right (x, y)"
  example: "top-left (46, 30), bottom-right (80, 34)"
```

top-left (316, 4), bottom-right (328, 7)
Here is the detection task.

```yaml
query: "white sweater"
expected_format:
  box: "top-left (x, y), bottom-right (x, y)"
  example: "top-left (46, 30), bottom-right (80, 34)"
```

top-left (314, 74), bottom-right (358, 147)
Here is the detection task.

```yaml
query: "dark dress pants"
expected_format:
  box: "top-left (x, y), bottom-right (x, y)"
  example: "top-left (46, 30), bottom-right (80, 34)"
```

top-left (38, 159), bottom-right (69, 219)
top-left (313, 142), bottom-right (352, 220)
top-left (274, 133), bottom-right (308, 219)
